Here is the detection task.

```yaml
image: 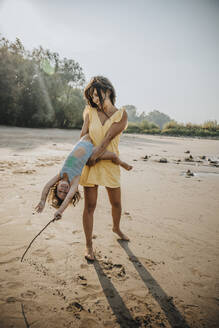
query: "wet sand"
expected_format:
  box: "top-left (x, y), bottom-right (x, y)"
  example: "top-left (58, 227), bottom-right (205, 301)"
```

top-left (0, 126), bottom-right (219, 328)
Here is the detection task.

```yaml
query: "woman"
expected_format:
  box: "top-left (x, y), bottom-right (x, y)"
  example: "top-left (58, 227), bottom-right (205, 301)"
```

top-left (34, 133), bottom-right (132, 219)
top-left (80, 76), bottom-right (130, 261)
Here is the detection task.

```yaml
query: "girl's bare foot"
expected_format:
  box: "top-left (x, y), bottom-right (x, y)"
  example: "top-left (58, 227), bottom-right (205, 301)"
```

top-left (112, 228), bottom-right (130, 241)
top-left (112, 156), bottom-right (132, 171)
top-left (85, 246), bottom-right (95, 261)
top-left (120, 161), bottom-right (133, 171)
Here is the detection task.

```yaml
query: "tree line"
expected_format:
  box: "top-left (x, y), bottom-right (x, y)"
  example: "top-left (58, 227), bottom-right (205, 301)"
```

top-left (0, 35), bottom-right (218, 137)
top-left (124, 105), bottom-right (219, 137)
top-left (0, 35), bottom-right (86, 128)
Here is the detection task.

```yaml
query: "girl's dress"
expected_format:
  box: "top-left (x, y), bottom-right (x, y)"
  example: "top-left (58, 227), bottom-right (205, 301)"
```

top-left (79, 105), bottom-right (126, 188)
top-left (60, 139), bottom-right (93, 182)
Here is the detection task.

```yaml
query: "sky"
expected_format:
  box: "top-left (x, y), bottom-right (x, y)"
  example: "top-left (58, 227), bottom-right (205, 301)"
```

top-left (0, 0), bottom-right (219, 124)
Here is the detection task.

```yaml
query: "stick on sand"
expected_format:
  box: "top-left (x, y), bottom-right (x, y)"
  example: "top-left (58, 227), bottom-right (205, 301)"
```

top-left (21, 218), bottom-right (56, 262)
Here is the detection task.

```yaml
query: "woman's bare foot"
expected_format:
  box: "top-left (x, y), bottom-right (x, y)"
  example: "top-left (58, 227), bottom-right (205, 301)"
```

top-left (112, 228), bottom-right (130, 241)
top-left (120, 161), bottom-right (133, 171)
top-left (85, 245), bottom-right (95, 261)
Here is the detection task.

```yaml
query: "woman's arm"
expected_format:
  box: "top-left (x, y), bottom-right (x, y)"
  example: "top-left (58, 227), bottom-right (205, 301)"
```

top-left (35, 174), bottom-right (60, 213)
top-left (88, 110), bottom-right (128, 164)
top-left (54, 176), bottom-right (80, 220)
top-left (80, 113), bottom-right (89, 138)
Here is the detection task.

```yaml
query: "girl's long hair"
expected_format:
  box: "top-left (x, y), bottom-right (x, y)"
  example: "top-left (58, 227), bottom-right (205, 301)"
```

top-left (48, 182), bottom-right (81, 209)
top-left (84, 76), bottom-right (116, 110)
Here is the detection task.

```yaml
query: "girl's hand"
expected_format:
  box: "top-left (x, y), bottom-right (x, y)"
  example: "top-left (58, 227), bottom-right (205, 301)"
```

top-left (54, 211), bottom-right (62, 221)
top-left (35, 200), bottom-right (45, 213)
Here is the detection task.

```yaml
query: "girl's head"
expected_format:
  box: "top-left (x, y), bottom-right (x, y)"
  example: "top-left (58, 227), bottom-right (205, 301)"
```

top-left (56, 179), bottom-right (70, 201)
top-left (48, 175), bottom-right (80, 209)
top-left (84, 76), bottom-right (116, 110)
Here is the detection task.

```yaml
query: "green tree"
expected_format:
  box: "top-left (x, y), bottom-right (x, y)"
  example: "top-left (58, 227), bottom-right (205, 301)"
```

top-left (145, 110), bottom-right (172, 129)
top-left (0, 35), bottom-right (86, 128)
top-left (123, 105), bottom-right (139, 122)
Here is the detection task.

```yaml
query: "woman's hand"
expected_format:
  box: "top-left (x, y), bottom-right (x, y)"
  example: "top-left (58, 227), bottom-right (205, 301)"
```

top-left (35, 200), bottom-right (45, 213)
top-left (54, 211), bottom-right (62, 221)
top-left (86, 156), bottom-right (96, 166)
top-left (86, 146), bottom-right (102, 166)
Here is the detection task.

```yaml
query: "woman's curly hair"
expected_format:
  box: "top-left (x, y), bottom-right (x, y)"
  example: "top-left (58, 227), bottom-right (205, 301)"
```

top-left (84, 76), bottom-right (116, 110)
top-left (48, 182), bottom-right (81, 209)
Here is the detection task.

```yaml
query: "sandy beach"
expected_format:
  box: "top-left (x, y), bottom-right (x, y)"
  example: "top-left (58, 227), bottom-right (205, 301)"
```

top-left (0, 126), bottom-right (218, 328)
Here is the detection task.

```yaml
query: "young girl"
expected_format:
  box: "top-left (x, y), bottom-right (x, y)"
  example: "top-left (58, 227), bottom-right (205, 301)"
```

top-left (35, 133), bottom-right (132, 220)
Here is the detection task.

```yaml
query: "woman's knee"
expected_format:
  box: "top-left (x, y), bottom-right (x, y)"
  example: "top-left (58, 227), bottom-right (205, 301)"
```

top-left (84, 186), bottom-right (98, 214)
top-left (85, 201), bottom-right (97, 213)
top-left (111, 200), bottom-right (122, 210)
top-left (106, 187), bottom-right (121, 210)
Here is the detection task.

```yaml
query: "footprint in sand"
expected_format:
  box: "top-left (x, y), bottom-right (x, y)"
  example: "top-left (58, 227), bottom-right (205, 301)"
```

top-left (45, 234), bottom-right (55, 240)
top-left (0, 257), bottom-right (20, 265)
top-left (21, 290), bottom-right (36, 299)
top-left (77, 274), bottom-right (87, 286)
top-left (173, 256), bottom-right (184, 261)
top-left (13, 169), bottom-right (36, 174)
top-left (30, 249), bottom-right (54, 264)
top-left (97, 255), bottom-right (127, 280)
top-left (35, 163), bottom-right (47, 167)
top-left (189, 268), bottom-right (211, 279)
top-left (6, 281), bottom-right (23, 289)
top-left (66, 301), bottom-right (84, 318)
top-left (184, 281), bottom-right (205, 288)
top-left (123, 211), bottom-right (132, 220)
top-left (32, 248), bottom-right (49, 257)
top-left (68, 241), bottom-right (80, 246)
top-left (79, 318), bottom-right (100, 328)
top-left (189, 268), bottom-right (201, 276)
top-left (54, 288), bottom-right (67, 301)
top-left (215, 282), bottom-right (219, 292)
top-left (6, 296), bottom-right (17, 303)
top-left (45, 255), bottom-right (55, 264)
top-left (80, 264), bottom-right (89, 269)
top-left (72, 230), bottom-right (82, 234)
top-left (6, 267), bottom-right (20, 275)
top-left (27, 259), bottom-right (49, 276)
top-left (129, 256), bottom-right (159, 270)
top-left (36, 162), bottom-right (54, 167)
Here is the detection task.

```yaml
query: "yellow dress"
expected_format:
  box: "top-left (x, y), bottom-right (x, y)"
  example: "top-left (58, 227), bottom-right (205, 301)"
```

top-left (79, 105), bottom-right (126, 188)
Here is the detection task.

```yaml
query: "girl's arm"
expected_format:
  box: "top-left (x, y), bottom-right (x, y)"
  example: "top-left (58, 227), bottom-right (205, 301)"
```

top-left (80, 113), bottom-right (89, 138)
top-left (35, 174), bottom-right (60, 213)
top-left (87, 110), bottom-right (128, 165)
top-left (54, 176), bottom-right (80, 220)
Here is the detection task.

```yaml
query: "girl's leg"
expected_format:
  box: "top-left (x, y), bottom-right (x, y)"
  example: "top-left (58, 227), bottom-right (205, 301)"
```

top-left (98, 150), bottom-right (132, 171)
top-left (83, 185), bottom-right (98, 260)
top-left (106, 187), bottom-right (130, 241)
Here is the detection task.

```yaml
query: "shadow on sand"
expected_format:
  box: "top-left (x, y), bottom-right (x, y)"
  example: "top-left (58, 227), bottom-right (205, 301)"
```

top-left (117, 240), bottom-right (190, 328)
top-left (93, 258), bottom-right (140, 328)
